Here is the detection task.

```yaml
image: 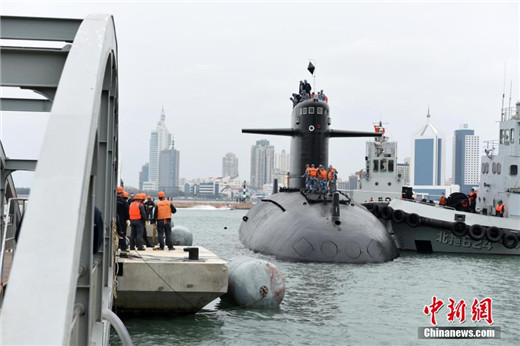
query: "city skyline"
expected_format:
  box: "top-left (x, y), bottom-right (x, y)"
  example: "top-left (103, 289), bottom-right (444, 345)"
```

top-left (2, 2), bottom-right (518, 189)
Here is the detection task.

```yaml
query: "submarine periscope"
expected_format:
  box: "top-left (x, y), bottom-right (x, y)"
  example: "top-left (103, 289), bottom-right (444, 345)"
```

top-left (239, 90), bottom-right (399, 263)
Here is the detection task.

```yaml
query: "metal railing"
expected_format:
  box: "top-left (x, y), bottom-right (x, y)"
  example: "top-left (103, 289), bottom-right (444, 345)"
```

top-left (0, 198), bottom-right (26, 299)
top-left (0, 14), bottom-right (120, 345)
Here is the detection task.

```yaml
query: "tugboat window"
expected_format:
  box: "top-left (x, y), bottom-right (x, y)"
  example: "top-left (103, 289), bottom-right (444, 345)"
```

top-left (380, 159), bottom-right (387, 172)
top-left (309, 107), bottom-right (315, 114)
top-left (388, 160), bottom-right (394, 172)
top-left (373, 160), bottom-right (379, 172)
top-left (497, 163), bottom-right (501, 174)
top-left (303, 108), bottom-right (307, 115)
top-left (511, 165), bottom-right (518, 176)
top-left (482, 163), bottom-right (485, 174)
top-left (299, 109), bottom-right (303, 116)
top-left (317, 107), bottom-right (323, 114)
top-left (485, 163), bottom-right (489, 174)
top-left (511, 129), bottom-right (515, 144)
top-left (328, 117), bottom-right (331, 125)
top-left (499, 130), bottom-right (504, 144)
top-left (492, 162), bottom-right (496, 174)
top-left (296, 116), bottom-right (300, 125)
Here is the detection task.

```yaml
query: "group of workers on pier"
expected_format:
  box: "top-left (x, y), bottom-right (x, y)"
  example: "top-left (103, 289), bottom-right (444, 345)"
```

top-left (290, 79), bottom-right (328, 106)
top-left (303, 164), bottom-right (338, 200)
top-left (116, 187), bottom-right (177, 252)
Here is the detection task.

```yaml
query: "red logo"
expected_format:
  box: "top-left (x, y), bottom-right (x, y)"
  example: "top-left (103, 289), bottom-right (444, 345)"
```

top-left (424, 297), bottom-right (493, 325)
top-left (423, 296), bottom-right (444, 326)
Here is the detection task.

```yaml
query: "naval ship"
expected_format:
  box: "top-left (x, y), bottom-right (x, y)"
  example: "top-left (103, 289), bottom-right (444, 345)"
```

top-left (375, 102), bottom-right (520, 255)
top-left (239, 81), bottom-right (399, 263)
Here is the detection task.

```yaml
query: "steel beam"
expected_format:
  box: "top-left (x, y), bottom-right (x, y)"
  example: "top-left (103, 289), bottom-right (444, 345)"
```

top-left (0, 98), bottom-right (52, 112)
top-left (4, 159), bottom-right (37, 172)
top-left (0, 46), bottom-right (68, 90)
top-left (0, 16), bottom-right (82, 42)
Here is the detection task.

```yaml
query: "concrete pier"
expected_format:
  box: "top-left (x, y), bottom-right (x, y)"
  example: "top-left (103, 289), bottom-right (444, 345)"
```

top-left (115, 247), bottom-right (228, 314)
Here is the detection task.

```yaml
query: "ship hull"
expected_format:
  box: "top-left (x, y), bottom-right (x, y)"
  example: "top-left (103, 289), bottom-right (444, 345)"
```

top-left (385, 199), bottom-right (520, 255)
top-left (239, 191), bottom-right (399, 263)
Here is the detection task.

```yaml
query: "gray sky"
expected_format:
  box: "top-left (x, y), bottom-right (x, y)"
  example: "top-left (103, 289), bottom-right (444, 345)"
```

top-left (2, 0), bottom-right (519, 188)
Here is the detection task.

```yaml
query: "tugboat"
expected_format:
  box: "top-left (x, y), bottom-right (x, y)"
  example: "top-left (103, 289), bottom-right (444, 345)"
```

top-left (239, 82), bottom-right (399, 263)
top-left (377, 102), bottom-right (520, 255)
top-left (348, 122), bottom-right (404, 203)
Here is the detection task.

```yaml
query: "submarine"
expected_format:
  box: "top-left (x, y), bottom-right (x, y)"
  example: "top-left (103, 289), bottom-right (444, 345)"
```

top-left (239, 89), bottom-right (400, 263)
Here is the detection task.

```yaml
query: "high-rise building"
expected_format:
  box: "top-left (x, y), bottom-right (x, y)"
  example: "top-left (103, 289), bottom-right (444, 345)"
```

top-left (250, 139), bottom-right (275, 189)
top-left (411, 110), bottom-right (445, 186)
top-left (397, 159), bottom-right (410, 185)
top-left (222, 152), bottom-right (239, 177)
top-left (452, 125), bottom-right (479, 194)
top-left (158, 140), bottom-right (180, 195)
top-left (139, 163), bottom-right (149, 191)
top-left (145, 108), bottom-right (172, 190)
top-left (274, 149), bottom-right (291, 172)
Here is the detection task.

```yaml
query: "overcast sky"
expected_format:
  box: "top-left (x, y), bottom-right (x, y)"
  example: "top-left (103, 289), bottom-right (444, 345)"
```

top-left (1, 0), bottom-right (519, 188)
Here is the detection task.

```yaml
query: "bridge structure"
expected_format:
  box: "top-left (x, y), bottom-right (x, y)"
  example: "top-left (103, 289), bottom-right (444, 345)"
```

top-left (0, 14), bottom-right (124, 344)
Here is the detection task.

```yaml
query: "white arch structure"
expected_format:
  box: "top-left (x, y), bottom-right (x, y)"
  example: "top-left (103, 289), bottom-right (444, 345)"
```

top-left (1, 14), bottom-right (120, 344)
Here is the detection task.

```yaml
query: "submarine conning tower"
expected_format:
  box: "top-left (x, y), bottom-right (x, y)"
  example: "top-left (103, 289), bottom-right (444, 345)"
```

top-left (243, 94), bottom-right (382, 189)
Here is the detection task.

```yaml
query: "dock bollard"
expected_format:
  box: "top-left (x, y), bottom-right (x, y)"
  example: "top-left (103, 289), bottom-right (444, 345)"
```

top-left (184, 247), bottom-right (199, 260)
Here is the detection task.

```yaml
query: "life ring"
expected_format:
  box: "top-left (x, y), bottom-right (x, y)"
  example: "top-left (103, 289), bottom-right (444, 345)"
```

top-left (468, 224), bottom-right (485, 240)
top-left (380, 206), bottom-right (394, 220)
top-left (502, 232), bottom-right (519, 249)
top-left (485, 226), bottom-right (503, 242)
top-left (406, 213), bottom-right (421, 228)
top-left (451, 221), bottom-right (467, 237)
top-left (392, 209), bottom-right (406, 223)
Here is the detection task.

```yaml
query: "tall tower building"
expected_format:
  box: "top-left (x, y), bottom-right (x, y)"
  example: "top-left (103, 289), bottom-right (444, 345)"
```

top-left (145, 108), bottom-right (172, 190)
top-left (250, 139), bottom-right (275, 189)
top-left (139, 163), bottom-right (149, 191)
top-left (222, 152), bottom-right (239, 177)
top-left (158, 140), bottom-right (180, 195)
top-left (411, 109), bottom-right (445, 186)
top-left (452, 124), bottom-right (479, 194)
top-left (275, 149), bottom-right (291, 172)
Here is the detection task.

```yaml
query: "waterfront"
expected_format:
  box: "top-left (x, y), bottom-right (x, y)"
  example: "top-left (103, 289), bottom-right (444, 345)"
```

top-left (111, 209), bottom-right (520, 345)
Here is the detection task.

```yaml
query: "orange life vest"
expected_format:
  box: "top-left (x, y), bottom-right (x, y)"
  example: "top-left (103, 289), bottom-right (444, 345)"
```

top-left (439, 197), bottom-right (447, 206)
top-left (156, 200), bottom-right (172, 219)
top-left (318, 169), bottom-right (327, 180)
top-left (305, 167), bottom-right (311, 176)
top-left (309, 167), bottom-right (317, 177)
top-left (496, 204), bottom-right (504, 215)
top-left (328, 168), bottom-right (336, 180)
top-left (129, 201), bottom-right (142, 220)
top-left (469, 192), bottom-right (477, 202)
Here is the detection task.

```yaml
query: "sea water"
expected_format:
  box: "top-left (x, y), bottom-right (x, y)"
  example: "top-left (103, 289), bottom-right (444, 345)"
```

top-left (110, 209), bottom-right (520, 345)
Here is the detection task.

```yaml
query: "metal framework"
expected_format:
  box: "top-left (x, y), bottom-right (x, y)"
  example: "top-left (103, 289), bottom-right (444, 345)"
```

top-left (0, 14), bottom-right (119, 345)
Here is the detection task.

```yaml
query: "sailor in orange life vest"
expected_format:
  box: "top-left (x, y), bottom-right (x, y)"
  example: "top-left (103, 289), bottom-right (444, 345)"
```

top-left (128, 193), bottom-right (147, 250)
top-left (468, 188), bottom-right (477, 213)
top-left (153, 191), bottom-right (177, 250)
top-left (495, 200), bottom-right (505, 217)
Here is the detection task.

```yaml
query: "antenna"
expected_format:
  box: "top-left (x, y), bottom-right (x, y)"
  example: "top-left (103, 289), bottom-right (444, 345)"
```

top-left (501, 62), bottom-right (506, 121)
top-left (508, 80), bottom-right (513, 109)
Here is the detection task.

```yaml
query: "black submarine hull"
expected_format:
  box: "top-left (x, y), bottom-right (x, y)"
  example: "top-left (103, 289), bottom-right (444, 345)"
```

top-left (239, 191), bottom-right (399, 263)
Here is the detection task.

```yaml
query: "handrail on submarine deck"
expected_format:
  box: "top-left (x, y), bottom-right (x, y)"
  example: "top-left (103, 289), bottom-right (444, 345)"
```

top-left (0, 14), bottom-right (121, 345)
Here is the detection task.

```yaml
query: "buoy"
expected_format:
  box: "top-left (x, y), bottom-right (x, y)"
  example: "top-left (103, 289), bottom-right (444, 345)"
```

top-left (171, 225), bottom-right (193, 246)
top-left (223, 257), bottom-right (285, 308)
